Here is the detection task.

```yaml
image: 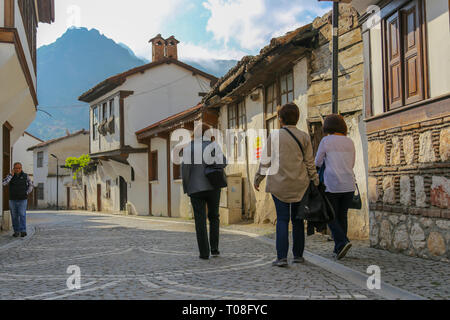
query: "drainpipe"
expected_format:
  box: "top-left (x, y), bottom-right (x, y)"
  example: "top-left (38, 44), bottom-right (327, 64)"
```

top-left (331, 1), bottom-right (339, 114)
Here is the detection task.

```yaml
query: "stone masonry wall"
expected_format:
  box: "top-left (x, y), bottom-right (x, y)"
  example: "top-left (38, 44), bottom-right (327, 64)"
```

top-left (368, 116), bottom-right (450, 261)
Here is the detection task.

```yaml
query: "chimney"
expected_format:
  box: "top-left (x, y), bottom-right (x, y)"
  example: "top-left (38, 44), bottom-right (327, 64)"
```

top-left (149, 34), bottom-right (179, 62)
top-left (165, 36), bottom-right (179, 60)
top-left (149, 34), bottom-right (166, 62)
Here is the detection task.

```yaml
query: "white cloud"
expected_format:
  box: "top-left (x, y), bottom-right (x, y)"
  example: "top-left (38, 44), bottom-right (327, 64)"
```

top-left (38, 0), bottom-right (184, 60)
top-left (202, 0), bottom-right (330, 51)
top-left (178, 42), bottom-right (247, 61)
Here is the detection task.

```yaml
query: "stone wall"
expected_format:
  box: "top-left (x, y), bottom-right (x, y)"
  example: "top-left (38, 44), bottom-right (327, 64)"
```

top-left (368, 116), bottom-right (450, 261)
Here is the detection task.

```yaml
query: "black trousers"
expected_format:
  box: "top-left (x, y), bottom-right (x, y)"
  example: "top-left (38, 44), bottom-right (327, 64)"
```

top-left (325, 192), bottom-right (354, 253)
top-left (189, 189), bottom-right (221, 258)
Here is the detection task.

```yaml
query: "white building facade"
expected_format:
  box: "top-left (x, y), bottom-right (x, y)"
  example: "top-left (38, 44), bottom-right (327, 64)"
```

top-left (28, 130), bottom-right (89, 209)
top-left (78, 35), bottom-right (217, 216)
top-left (1, 0), bottom-right (55, 229)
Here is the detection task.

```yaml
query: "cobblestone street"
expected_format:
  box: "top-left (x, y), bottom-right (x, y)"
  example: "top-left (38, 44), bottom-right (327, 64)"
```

top-left (0, 211), bottom-right (447, 300)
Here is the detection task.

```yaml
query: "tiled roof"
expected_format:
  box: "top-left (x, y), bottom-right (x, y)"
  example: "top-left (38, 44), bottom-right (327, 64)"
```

top-left (135, 104), bottom-right (203, 138)
top-left (27, 129), bottom-right (89, 151)
top-left (79, 58), bottom-right (218, 103)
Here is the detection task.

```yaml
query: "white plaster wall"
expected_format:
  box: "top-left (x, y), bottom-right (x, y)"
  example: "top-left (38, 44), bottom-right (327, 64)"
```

top-left (293, 57), bottom-right (310, 132)
top-left (45, 176), bottom-right (69, 208)
top-left (426, 0), bottom-right (450, 98)
top-left (123, 64), bottom-right (211, 146)
top-left (33, 147), bottom-right (49, 190)
top-left (69, 186), bottom-right (85, 209)
top-left (169, 137), bottom-right (192, 218)
top-left (12, 133), bottom-right (41, 177)
top-left (127, 153), bottom-right (149, 216)
top-left (150, 137), bottom-right (168, 217)
top-left (369, 22), bottom-right (384, 116)
top-left (14, 0), bottom-right (36, 87)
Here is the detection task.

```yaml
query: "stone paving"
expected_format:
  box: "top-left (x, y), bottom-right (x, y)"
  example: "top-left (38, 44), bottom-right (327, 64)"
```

top-left (229, 224), bottom-right (450, 300)
top-left (0, 211), bottom-right (382, 300)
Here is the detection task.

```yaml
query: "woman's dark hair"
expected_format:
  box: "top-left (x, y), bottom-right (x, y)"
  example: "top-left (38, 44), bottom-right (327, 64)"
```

top-left (278, 103), bottom-right (300, 126)
top-left (323, 114), bottom-right (348, 135)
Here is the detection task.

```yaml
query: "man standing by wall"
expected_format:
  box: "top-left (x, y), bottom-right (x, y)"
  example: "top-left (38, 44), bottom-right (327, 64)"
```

top-left (2, 163), bottom-right (33, 237)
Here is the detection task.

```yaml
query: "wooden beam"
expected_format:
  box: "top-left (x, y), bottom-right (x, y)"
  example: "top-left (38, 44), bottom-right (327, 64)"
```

top-left (147, 139), bottom-right (153, 216)
top-left (166, 137), bottom-right (172, 218)
top-left (4, 0), bottom-right (14, 27)
top-left (365, 94), bottom-right (450, 134)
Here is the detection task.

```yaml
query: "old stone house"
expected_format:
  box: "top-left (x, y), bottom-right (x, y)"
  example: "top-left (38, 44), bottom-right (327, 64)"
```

top-left (202, 5), bottom-right (369, 239)
top-left (77, 35), bottom-right (217, 216)
top-left (352, 0), bottom-right (450, 261)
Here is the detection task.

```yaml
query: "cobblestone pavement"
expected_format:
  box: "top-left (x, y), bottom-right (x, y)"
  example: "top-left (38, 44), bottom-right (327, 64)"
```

top-left (241, 226), bottom-right (449, 300)
top-left (0, 211), bottom-right (383, 300)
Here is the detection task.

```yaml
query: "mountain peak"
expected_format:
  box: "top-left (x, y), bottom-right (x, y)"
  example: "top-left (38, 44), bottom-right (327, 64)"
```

top-left (31, 28), bottom-right (237, 140)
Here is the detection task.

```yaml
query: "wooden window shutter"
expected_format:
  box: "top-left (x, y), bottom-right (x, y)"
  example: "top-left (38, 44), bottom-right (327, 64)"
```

top-left (401, 0), bottom-right (425, 105)
top-left (386, 12), bottom-right (403, 110)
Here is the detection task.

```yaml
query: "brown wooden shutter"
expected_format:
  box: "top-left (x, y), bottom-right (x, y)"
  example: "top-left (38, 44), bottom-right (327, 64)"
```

top-left (401, 0), bottom-right (425, 105)
top-left (386, 12), bottom-right (403, 110)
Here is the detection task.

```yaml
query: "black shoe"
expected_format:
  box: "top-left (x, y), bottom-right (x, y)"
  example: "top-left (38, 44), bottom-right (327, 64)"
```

top-left (337, 242), bottom-right (352, 260)
top-left (272, 259), bottom-right (288, 267)
top-left (211, 250), bottom-right (220, 257)
top-left (199, 255), bottom-right (209, 260)
top-left (20, 232), bottom-right (27, 238)
top-left (13, 232), bottom-right (20, 238)
top-left (293, 257), bottom-right (305, 264)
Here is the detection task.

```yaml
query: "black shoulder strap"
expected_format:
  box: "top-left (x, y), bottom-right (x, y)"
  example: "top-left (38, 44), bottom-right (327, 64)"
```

top-left (283, 127), bottom-right (304, 156)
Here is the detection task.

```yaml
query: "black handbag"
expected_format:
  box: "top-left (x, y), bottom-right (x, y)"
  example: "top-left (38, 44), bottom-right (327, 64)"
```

top-left (348, 183), bottom-right (362, 210)
top-left (204, 144), bottom-right (228, 189)
top-left (282, 128), bottom-right (335, 223)
top-left (205, 164), bottom-right (227, 189)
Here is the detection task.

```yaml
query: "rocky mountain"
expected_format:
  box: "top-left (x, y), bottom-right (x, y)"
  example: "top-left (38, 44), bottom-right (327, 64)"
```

top-left (30, 27), bottom-right (237, 140)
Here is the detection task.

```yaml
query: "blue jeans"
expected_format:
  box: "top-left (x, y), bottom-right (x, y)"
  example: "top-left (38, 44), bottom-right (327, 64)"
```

top-left (325, 192), bottom-right (353, 253)
top-left (9, 200), bottom-right (27, 233)
top-left (272, 195), bottom-right (304, 260)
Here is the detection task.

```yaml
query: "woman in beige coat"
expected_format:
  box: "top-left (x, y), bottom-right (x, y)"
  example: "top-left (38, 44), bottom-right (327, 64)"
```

top-left (254, 103), bottom-right (319, 267)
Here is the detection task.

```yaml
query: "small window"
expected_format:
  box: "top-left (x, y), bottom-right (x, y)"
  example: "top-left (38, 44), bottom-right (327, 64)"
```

top-left (37, 151), bottom-right (44, 168)
top-left (109, 100), bottom-right (114, 118)
top-left (37, 183), bottom-right (44, 200)
top-left (92, 106), bottom-right (99, 141)
top-left (131, 167), bottom-right (135, 181)
top-left (150, 151), bottom-right (158, 181)
top-left (102, 103), bottom-right (107, 120)
top-left (280, 71), bottom-right (294, 106)
top-left (228, 105), bottom-right (237, 129)
top-left (237, 100), bottom-right (246, 130)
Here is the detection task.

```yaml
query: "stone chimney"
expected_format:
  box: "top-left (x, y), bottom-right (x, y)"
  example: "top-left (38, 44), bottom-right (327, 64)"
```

top-left (165, 36), bottom-right (180, 60)
top-left (149, 34), bottom-right (179, 62)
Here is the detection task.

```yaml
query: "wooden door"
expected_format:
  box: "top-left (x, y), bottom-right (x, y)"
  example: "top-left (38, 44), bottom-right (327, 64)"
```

top-left (2, 124), bottom-right (11, 211)
top-left (119, 176), bottom-right (127, 211)
top-left (308, 121), bottom-right (325, 157)
top-left (66, 187), bottom-right (70, 210)
top-left (97, 184), bottom-right (101, 212)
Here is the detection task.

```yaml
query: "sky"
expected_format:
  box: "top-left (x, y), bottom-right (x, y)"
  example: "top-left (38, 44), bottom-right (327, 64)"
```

top-left (37, 0), bottom-right (331, 61)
